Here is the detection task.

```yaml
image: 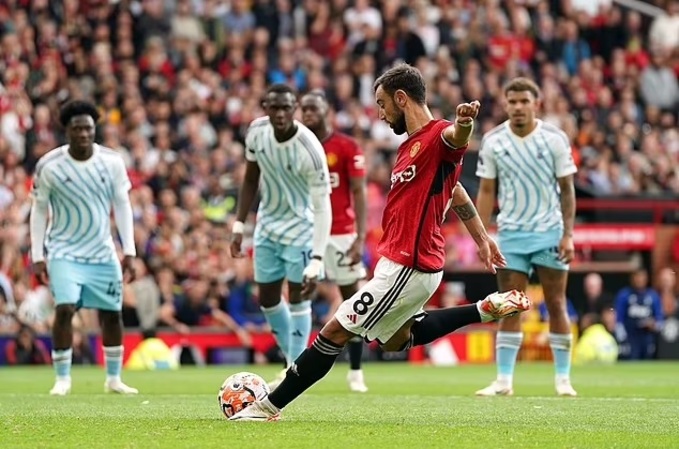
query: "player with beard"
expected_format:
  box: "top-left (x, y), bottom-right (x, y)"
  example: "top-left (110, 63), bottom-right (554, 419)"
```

top-left (230, 64), bottom-right (531, 421)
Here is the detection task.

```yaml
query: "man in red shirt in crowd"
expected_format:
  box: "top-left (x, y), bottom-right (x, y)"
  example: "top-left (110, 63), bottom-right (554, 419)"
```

top-left (231, 63), bottom-right (531, 421)
top-left (301, 91), bottom-right (370, 393)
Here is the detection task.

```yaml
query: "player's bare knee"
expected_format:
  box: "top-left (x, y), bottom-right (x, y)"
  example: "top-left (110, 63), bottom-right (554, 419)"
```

top-left (257, 280), bottom-right (284, 307)
top-left (319, 317), bottom-right (355, 347)
top-left (98, 310), bottom-right (122, 326)
top-left (287, 282), bottom-right (303, 304)
top-left (54, 304), bottom-right (76, 323)
top-left (497, 269), bottom-right (529, 292)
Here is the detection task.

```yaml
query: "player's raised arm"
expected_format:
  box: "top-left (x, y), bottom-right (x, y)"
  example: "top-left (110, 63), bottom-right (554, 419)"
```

top-left (29, 162), bottom-right (50, 284)
top-left (231, 123), bottom-right (263, 258)
top-left (451, 182), bottom-right (506, 274)
top-left (442, 100), bottom-right (481, 149)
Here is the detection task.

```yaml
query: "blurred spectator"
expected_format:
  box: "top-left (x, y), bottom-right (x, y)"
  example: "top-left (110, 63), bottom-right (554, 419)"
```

top-left (223, 258), bottom-right (268, 332)
top-left (4, 324), bottom-right (51, 365)
top-left (615, 269), bottom-right (664, 360)
top-left (15, 281), bottom-right (53, 333)
top-left (579, 272), bottom-right (614, 331)
top-left (72, 328), bottom-right (95, 365)
top-left (0, 275), bottom-right (19, 335)
top-left (122, 258), bottom-right (161, 332)
top-left (159, 277), bottom-right (252, 346)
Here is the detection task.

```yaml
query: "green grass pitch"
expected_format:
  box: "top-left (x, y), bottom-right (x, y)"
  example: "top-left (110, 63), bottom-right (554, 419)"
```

top-left (1, 362), bottom-right (677, 449)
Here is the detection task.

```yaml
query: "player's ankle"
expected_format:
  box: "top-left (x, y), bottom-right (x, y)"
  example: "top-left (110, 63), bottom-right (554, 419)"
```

top-left (106, 375), bottom-right (122, 383)
top-left (56, 375), bottom-right (71, 382)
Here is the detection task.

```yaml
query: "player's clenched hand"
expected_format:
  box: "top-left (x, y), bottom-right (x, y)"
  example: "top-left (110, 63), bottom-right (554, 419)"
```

top-left (122, 256), bottom-right (136, 283)
top-left (302, 258), bottom-right (323, 298)
top-left (346, 236), bottom-right (365, 266)
top-left (558, 235), bottom-right (575, 263)
top-left (455, 100), bottom-right (481, 125)
top-left (477, 237), bottom-right (506, 275)
top-left (32, 262), bottom-right (49, 285)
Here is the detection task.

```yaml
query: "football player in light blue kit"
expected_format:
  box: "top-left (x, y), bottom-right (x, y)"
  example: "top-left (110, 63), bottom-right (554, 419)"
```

top-left (230, 84), bottom-right (332, 387)
top-left (475, 78), bottom-right (578, 397)
top-left (30, 101), bottom-right (138, 395)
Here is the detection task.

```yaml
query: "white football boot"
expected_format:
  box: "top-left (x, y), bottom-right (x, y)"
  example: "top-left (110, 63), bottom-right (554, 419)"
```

top-left (477, 290), bottom-right (532, 322)
top-left (555, 378), bottom-right (577, 397)
top-left (475, 381), bottom-right (514, 397)
top-left (347, 370), bottom-right (368, 393)
top-left (104, 379), bottom-right (139, 394)
top-left (49, 378), bottom-right (72, 396)
top-left (229, 399), bottom-right (281, 422)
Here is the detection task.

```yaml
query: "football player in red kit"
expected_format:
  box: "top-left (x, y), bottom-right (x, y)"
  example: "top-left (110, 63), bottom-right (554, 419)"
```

top-left (301, 91), bottom-right (370, 393)
top-left (230, 64), bottom-right (531, 421)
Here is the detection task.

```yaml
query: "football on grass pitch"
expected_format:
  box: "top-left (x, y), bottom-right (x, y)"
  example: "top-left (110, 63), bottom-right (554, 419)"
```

top-left (218, 372), bottom-right (270, 419)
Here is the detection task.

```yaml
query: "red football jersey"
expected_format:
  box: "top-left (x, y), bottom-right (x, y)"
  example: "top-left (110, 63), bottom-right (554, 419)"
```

top-left (377, 119), bottom-right (467, 272)
top-left (323, 132), bottom-right (366, 235)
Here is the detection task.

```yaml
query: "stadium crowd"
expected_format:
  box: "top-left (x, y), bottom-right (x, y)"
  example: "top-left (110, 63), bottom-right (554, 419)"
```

top-left (1, 0), bottom-right (678, 345)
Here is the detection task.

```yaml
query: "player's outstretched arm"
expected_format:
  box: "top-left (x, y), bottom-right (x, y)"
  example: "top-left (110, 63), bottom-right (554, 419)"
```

top-left (230, 161), bottom-right (260, 258)
top-left (442, 100), bottom-right (480, 148)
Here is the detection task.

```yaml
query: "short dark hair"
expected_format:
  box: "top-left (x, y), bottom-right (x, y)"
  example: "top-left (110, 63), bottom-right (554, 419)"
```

top-left (503, 77), bottom-right (541, 99)
top-left (59, 100), bottom-right (100, 127)
top-left (304, 89), bottom-right (328, 101)
top-left (373, 63), bottom-right (427, 105)
top-left (266, 83), bottom-right (297, 96)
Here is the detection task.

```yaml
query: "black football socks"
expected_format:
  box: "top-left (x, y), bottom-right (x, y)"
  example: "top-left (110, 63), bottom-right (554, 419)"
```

top-left (268, 334), bottom-right (344, 409)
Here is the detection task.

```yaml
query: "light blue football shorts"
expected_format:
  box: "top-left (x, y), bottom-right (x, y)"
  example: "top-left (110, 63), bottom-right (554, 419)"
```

top-left (253, 237), bottom-right (313, 285)
top-left (498, 230), bottom-right (569, 276)
top-left (47, 258), bottom-right (123, 311)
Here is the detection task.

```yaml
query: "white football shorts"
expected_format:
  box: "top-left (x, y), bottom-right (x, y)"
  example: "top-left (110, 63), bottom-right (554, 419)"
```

top-left (335, 257), bottom-right (442, 344)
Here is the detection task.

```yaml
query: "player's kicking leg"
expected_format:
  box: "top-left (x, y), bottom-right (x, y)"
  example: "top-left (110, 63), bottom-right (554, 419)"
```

top-left (230, 259), bottom-right (531, 421)
top-left (536, 265), bottom-right (576, 397)
top-left (476, 267), bottom-right (529, 397)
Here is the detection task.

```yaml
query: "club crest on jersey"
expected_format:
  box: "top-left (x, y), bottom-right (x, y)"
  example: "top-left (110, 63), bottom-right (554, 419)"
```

top-left (391, 164), bottom-right (417, 187)
top-left (327, 152), bottom-right (338, 168)
top-left (409, 141), bottom-right (421, 158)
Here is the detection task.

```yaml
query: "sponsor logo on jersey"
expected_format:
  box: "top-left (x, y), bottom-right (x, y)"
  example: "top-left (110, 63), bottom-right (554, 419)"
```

top-left (391, 164), bottom-right (417, 187)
